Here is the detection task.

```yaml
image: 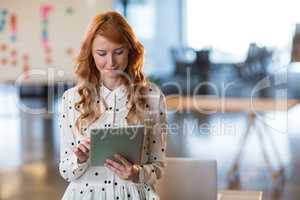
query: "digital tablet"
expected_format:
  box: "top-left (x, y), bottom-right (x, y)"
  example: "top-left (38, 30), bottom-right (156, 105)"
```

top-left (90, 125), bottom-right (145, 166)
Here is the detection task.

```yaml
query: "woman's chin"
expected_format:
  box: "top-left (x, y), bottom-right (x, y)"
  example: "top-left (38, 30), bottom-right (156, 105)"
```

top-left (103, 71), bottom-right (120, 79)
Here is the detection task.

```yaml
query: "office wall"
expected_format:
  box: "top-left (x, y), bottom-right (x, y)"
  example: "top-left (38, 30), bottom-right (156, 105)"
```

top-left (0, 0), bottom-right (114, 84)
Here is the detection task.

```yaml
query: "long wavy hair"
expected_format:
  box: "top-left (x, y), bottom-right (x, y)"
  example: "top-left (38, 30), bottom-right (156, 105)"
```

top-left (74, 11), bottom-right (149, 135)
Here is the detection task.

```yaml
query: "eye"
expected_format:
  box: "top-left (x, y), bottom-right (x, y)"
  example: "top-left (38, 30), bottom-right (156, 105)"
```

top-left (97, 52), bottom-right (106, 57)
top-left (115, 50), bottom-right (124, 55)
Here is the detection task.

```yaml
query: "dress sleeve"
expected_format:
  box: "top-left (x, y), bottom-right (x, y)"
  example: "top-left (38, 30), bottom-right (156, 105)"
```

top-left (58, 89), bottom-right (89, 182)
top-left (138, 92), bottom-right (167, 185)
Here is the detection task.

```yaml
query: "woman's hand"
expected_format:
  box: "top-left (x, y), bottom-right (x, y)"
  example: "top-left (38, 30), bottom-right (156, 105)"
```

top-left (105, 154), bottom-right (140, 183)
top-left (74, 138), bottom-right (90, 164)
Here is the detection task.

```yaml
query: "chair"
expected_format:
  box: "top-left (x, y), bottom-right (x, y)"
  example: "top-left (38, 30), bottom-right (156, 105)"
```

top-left (156, 157), bottom-right (217, 200)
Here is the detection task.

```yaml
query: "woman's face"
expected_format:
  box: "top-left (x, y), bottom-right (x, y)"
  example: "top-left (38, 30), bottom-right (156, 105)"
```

top-left (92, 34), bottom-right (129, 79)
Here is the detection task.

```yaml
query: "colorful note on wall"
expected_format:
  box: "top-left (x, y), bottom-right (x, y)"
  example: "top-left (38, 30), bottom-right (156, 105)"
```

top-left (40, 4), bottom-right (53, 65)
top-left (22, 53), bottom-right (30, 80)
top-left (0, 9), bottom-right (7, 33)
top-left (10, 48), bottom-right (17, 67)
top-left (10, 13), bottom-right (17, 42)
top-left (0, 43), bottom-right (8, 67)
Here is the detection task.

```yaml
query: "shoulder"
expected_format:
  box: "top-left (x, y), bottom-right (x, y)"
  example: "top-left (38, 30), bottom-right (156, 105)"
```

top-left (146, 81), bottom-right (166, 108)
top-left (147, 82), bottom-right (163, 96)
top-left (62, 86), bottom-right (77, 97)
top-left (61, 86), bottom-right (81, 104)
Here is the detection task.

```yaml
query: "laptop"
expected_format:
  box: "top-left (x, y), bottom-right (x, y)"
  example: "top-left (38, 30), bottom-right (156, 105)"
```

top-left (156, 158), bottom-right (217, 200)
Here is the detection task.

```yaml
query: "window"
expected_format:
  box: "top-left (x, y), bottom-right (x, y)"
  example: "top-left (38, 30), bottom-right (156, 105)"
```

top-left (186, 0), bottom-right (300, 62)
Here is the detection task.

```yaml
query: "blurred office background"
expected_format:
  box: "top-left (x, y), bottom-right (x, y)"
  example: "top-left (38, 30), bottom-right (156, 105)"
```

top-left (1, 0), bottom-right (300, 199)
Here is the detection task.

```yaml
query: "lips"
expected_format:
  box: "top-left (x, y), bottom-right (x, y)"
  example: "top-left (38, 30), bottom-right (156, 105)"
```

top-left (105, 68), bottom-right (118, 71)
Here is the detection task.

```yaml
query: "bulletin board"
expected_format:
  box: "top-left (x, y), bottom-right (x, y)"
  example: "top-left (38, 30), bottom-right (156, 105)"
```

top-left (0, 0), bottom-right (114, 84)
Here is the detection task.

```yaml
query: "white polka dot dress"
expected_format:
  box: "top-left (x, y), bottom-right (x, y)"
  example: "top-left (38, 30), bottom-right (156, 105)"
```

top-left (58, 83), bottom-right (167, 200)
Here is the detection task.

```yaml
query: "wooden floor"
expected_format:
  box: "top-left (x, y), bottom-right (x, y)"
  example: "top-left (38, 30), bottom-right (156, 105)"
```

top-left (0, 85), bottom-right (300, 200)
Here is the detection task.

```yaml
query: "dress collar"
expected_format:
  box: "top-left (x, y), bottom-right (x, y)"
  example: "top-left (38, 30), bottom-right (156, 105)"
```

top-left (100, 83), bottom-right (127, 100)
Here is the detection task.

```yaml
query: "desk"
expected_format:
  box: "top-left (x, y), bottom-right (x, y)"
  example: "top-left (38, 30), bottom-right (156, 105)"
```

top-left (166, 96), bottom-right (300, 184)
top-left (166, 95), bottom-right (299, 112)
top-left (218, 190), bottom-right (263, 200)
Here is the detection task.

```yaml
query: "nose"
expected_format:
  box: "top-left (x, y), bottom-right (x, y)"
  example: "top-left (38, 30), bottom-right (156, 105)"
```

top-left (106, 53), bottom-right (116, 68)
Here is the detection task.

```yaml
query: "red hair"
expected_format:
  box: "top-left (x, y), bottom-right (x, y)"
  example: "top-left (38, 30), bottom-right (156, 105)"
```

top-left (74, 11), bottom-right (149, 134)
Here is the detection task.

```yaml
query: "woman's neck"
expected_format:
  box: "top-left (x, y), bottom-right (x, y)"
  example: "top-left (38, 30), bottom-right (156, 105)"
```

top-left (101, 77), bottom-right (123, 91)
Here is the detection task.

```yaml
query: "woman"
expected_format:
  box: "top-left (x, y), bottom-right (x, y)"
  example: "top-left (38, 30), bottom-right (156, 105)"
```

top-left (59, 11), bottom-right (167, 200)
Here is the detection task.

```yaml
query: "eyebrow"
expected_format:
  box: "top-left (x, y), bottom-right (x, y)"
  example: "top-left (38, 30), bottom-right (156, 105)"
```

top-left (96, 46), bottom-right (125, 52)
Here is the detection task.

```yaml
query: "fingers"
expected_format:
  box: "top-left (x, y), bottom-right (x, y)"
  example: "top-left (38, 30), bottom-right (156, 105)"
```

top-left (83, 138), bottom-right (91, 145)
top-left (75, 138), bottom-right (90, 154)
top-left (105, 159), bottom-right (125, 171)
top-left (82, 139), bottom-right (91, 151)
top-left (74, 147), bottom-right (86, 157)
top-left (78, 144), bottom-right (89, 154)
top-left (105, 162), bottom-right (123, 175)
top-left (74, 139), bottom-right (90, 163)
top-left (104, 155), bottom-right (132, 175)
top-left (105, 158), bottom-right (140, 182)
top-left (74, 148), bottom-right (87, 162)
top-left (114, 154), bottom-right (131, 167)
